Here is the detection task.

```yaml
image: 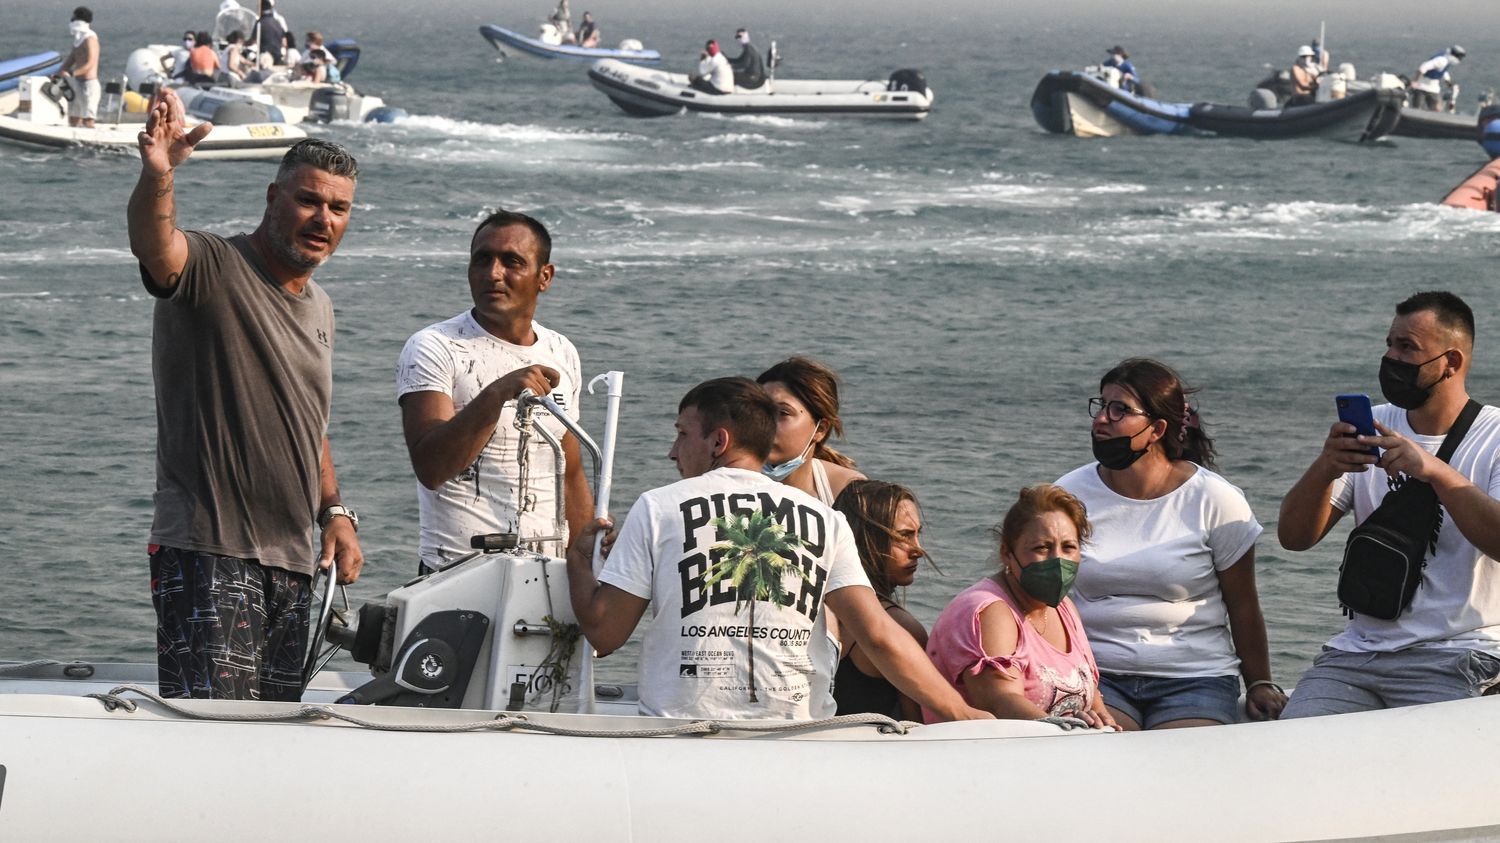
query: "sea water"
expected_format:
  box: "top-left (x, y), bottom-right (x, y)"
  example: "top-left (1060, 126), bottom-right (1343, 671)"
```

top-left (3, 0), bottom-right (1500, 687)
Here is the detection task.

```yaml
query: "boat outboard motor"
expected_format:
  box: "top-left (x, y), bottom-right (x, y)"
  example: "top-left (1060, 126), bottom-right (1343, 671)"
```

top-left (1480, 103), bottom-right (1500, 160)
top-left (618, 38), bottom-right (644, 52)
top-left (307, 87), bottom-right (352, 123)
top-left (336, 608), bottom-right (491, 707)
top-left (887, 68), bottom-right (927, 97)
top-left (327, 39), bottom-right (361, 78)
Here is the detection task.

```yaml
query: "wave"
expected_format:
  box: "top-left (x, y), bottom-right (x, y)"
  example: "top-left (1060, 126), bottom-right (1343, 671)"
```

top-left (695, 132), bottom-right (805, 148)
top-left (338, 113), bottom-right (644, 145)
top-left (695, 113), bottom-right (831, 131)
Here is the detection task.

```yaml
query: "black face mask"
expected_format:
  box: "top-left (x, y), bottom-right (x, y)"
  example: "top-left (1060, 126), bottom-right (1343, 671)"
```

top-left (1379, 352), bottom-right (1448, 410)
top-left (1092, 422), bottom-right (1152, 470)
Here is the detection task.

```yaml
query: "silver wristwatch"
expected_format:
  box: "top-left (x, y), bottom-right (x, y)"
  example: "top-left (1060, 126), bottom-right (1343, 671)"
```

top-left (317, 504), bottom-right (359, 531)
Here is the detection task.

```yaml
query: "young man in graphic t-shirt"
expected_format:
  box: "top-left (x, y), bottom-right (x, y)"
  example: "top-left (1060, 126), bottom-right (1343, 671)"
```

top-left (1280, 291), bottom-right (1500, 716)
top-left (566, 376), bottom-right (990, 722)
top-left (398, 211), bottom-right (592, 573)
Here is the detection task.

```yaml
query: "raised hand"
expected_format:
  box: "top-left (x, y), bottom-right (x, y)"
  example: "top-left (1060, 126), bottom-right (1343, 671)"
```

top-left (137, 88), bottom-right (213, 176)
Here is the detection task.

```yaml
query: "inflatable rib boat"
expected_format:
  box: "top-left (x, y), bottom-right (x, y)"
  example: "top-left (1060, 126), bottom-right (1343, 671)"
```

top-left (0, 75), bottom-right (306, 159)
top-left (123, 45), bottom-right (402, 125)
top-left (1438, 108), bottom-right (1500, 209)
top-left (1032, 69), bottom-right (1404, 141)
top-left (0, 51), bottom-right (62, 92)
top-left (589, 59), bottom-right (933, 119)
top-left (1393, 107), bottom-right (1481, 140)
top-left (480, 23), bottom-right (660, 64)
top-left (3, 377), bottom-right (1500, 841)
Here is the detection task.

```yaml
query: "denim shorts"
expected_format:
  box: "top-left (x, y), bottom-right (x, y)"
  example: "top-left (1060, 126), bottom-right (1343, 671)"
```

top-left (1097, 672), bottom-right (1241, 728)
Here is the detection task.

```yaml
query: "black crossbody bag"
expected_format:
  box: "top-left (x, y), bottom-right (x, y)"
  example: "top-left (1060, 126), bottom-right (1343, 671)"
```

top-left (1337, 399), bottom-right (1482, 620)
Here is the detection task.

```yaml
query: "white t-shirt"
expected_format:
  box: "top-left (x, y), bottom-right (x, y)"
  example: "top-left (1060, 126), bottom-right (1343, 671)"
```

top-left (396, 311), bottom-right (580, 565)
top-left (599, 467), bottom-right (872, 719)
top-left (697, 52), bottom-right (734, 92)
top-left (1328, 402), bottom-right (1500, 655)
top-left (1413, 54), bottom-right (1453, 94)
top-left (1056, 463), bottom-right (1263, 678)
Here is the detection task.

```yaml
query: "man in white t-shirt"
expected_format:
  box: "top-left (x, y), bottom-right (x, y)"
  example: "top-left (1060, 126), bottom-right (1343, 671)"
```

top-left (565, 377), bottom-right (990, 722)
top-left (689, 40), bottom-right (735, 95)
top-left (1411, 46), bottom-right (1465, 112)
top-left (1280, 291), bottom-right (1500, 717)
top-left (397, 211), bottom-right (592, 572)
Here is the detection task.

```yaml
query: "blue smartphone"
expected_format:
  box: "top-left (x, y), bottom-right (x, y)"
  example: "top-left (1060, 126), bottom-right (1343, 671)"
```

top-left (1335, 393), bottom-right (1379, 457)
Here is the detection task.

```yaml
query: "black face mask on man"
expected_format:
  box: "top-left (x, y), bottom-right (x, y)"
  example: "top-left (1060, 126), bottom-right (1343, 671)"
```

top-left (1379, 352), bottom-right (1449, 410)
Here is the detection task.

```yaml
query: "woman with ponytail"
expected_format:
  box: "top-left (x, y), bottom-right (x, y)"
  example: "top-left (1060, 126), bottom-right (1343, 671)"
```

top-left (1055, 358), bottom-right (1285, 729)
top-left (756, 357), bottom-right (865, 505)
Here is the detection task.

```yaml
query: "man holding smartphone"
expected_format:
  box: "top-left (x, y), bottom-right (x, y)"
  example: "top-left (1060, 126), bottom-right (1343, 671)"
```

top-left (1278, 291), bottom-right (1500, 716)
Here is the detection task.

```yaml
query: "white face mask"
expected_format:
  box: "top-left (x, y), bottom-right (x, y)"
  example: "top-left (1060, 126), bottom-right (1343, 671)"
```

top-left (184, 39), bottom-right (195, 50)
top-left (70, 20), bottom-right (92, 46)
top-left (737, 35), bottom-right (748, 45)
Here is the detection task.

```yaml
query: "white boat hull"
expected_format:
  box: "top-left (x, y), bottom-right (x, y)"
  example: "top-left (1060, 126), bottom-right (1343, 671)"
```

top-left (0, 113), bottom-right (304, 159)
top-left (2, 667), bottom-right (1499, 841)
top-left (588, 59), bottom-right (933, 120)
top-left (0, 75), bottom-right (304, 160)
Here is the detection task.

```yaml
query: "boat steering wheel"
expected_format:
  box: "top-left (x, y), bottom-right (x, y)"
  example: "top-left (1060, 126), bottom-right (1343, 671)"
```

top-left (300, 562), bottom-right (349, 692)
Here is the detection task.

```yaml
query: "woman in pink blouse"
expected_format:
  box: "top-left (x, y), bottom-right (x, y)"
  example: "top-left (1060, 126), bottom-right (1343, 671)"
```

top-left (925, 485), bottom-right (1117, 729)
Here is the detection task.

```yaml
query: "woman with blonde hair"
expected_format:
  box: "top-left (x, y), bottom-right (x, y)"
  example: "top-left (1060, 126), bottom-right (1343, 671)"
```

top-left (926, 485), bottom-right (1116, 728)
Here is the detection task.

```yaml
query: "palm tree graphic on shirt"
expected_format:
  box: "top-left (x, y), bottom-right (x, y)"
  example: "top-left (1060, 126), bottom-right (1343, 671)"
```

top-left (702, 512), bottom-right (811, 703)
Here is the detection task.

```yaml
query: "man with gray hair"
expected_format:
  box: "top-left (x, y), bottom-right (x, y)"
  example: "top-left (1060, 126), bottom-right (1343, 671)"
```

top-left (127, 89), bottom-right (364, 701)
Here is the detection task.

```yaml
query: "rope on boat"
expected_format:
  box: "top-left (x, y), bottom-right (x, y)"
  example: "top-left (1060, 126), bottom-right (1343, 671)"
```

top-left (84, 684), bottom-right (917, 737)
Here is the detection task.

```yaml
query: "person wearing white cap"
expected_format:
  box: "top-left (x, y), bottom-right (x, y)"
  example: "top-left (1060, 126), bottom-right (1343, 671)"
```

top-left (1288, 45), bottom-right (1321, 107)
top-left (1412, 46), bottom-right (1467, 112)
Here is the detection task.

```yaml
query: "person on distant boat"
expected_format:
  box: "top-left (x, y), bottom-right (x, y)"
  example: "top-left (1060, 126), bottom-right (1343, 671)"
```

top-left (1279, 291), bottom-right (1500, 718)
top-left (57, 6), bottom-right (100, 128)
top-left (282, 31), bottom-right (302, 67)
top-left (167, 30), bottom-right (196, 80)
top-left (1056, 358), bottom-right (1285, 730)
top-left (576, 12), bottom-right (600, 48)
top-left (129, 109), bottom-right (366, 700)
top-left (397, 210), bottom-right (592, 575)
top-left (1288, 45), bottom-right (1321, 107)
top-left (221, 30), bottom-right (249, 80)
top-left (252, 0), bottom-right (288, 66)
top-left (755, 357), bottom-right (865, 507)
top-left (832, 480), bottom-right (931, 720)
top-left (1310, 37), bottom-right (1331, 72)
top-left (690, 40), bottom-right (735, 95)
top-left (565, 377), bottom-right (993, 722)
top-left (1103, 45), bottom-right (1137, 93)
top-left (549, 0), bottom-right (573, 43)
top-left (301, 48), bottom-right (340, 84)
top-left (183, 30), bottom-right (221, 85)
top-left (1411, 46), bottom-right (1466, 111)
top-left (925, 485), bottom-right (1118, 729)
top-left (728, 28), bottom-right (766, 90)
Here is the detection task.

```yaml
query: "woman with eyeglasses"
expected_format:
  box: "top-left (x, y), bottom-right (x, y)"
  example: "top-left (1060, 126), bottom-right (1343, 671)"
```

top-left (1055, 358), bottom-right (1285, 730)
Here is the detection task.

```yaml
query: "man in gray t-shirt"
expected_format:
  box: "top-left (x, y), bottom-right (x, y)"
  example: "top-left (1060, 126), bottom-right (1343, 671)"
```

top-left (127, 88), bottom-right (365, 701)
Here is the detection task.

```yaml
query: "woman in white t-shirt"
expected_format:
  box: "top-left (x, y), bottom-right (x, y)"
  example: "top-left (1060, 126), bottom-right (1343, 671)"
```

top-left (1055, 358), bottom-right (1286, 730)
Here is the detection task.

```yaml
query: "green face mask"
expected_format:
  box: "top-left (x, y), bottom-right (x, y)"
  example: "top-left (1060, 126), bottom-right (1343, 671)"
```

top-left (1015, 557), bottom-right (1079, 607)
